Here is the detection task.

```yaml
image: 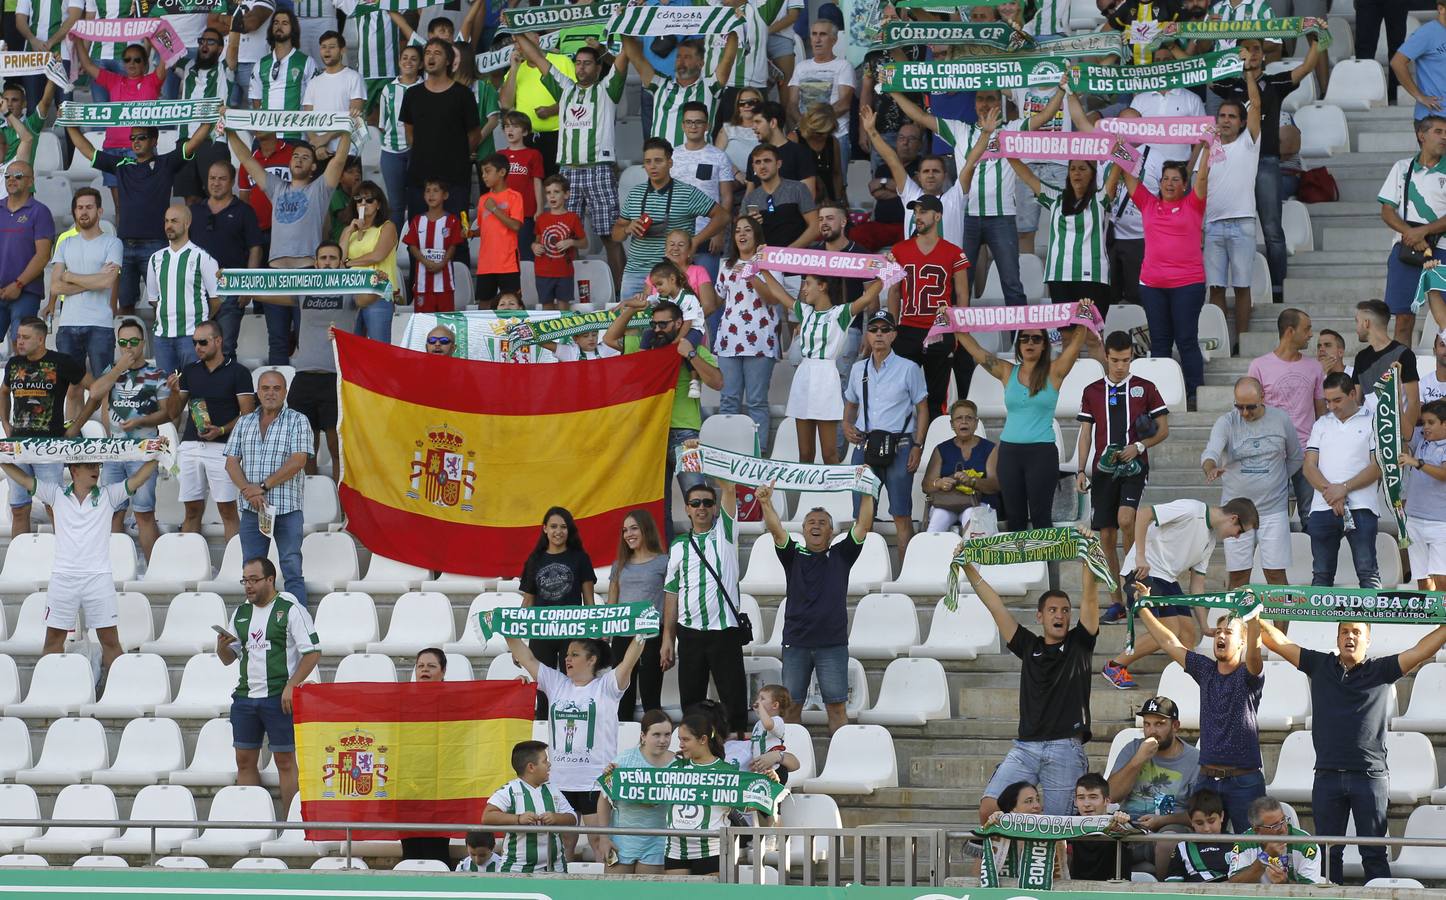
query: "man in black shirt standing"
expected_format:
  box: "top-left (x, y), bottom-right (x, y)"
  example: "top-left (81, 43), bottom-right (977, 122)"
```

top-left (964, 555), bottom-right (1100, 820)
top-left (1353, 298), bottom-right (1420, 434)
top-left (0, 317), bottom-right (86, 535)
top-left (189, 160), bottom-right (265, 360)
top-left (1260, 618), bottom-right (1446, 883)
top-left (400, 37), bottom-right (482, 231)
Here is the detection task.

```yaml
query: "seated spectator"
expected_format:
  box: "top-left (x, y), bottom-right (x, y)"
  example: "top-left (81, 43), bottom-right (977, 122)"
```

top-left (1105, 696), bottom-right (1200, 876)
top-left (922, 399), bottom-right (999, 534)
top-left (456, 830), bottom-right (499, 872)
top-left (425, 325), bottom-right (457, 356)
top-left (1402, 398), bottom-right (1446, 589)
top-left (1164, 790), bottom-right (1232, 882)
top-left (665, 713), bottom-right (746, 878)
top-left (1067, 772), bottom-right (1134, 880)
top-left (716, 87), bottom-right (764, 180)
top-left (980, 781), bottom-right (1064, 880)
top-left (1226, 797), bottom-right (1325, 885)
top-left (482, 741), bottom-right (578, 874)
top-left (401, 648), bottom-right (452, 865)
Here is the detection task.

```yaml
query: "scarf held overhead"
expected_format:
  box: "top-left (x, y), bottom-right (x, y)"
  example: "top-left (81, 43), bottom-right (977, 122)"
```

top-left (69, 18), bottom-right (186, 67)
top-left (215, 268), bottom-right (391, 297)
top-left (477, 602), bottom-right (661, 640)
top-left (1150, 16), bottom-right (1333, 48)
top-left (1066, 50), bottom-right (1244, 93)
top-left (946, 528), bottom-right (1117, 610)
top-left (926, 303), bottom-right (1104, 345)
top-left (608, 4), bottom-right (741, 36)
top-left (505, 307), bottom-right (652, 347)
top-left (678, 444), bottom-right (883, 496)
top-left (878, 56), bottom-right (1070, 93)
top-left (743, 246), bottom-right (904, 285)
top-left (877, 21), bottom-right (1034, 51)
top-left (0, 51), bottom-right (71, 90)
top-left (56, 99), bottom-right (219, 128)
top-left (501, 0), bottom-right (621, 33)
top-left (223, 109), bottom-right (368, 145)
top-left (599, 766), bottom-right (788, 815)
top-left (0, 436), bottom-right (171, 464)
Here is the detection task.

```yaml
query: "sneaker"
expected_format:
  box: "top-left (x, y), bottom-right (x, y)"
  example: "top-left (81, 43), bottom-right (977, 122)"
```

top-left (1102, 662), bottom-right (1137, 690)
top-left (688, 379), bottom-right (702, 399)
top-left (1100, 602), bottom-right (1127, 624)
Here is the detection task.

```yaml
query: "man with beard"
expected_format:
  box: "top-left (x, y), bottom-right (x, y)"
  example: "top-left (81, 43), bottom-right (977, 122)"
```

top-left (189, 161), bottom-right (264, 359)
top-left (1107, 696), bottom-right (1201, 877)
top-left (1135, 608), bottom-right (1264, 835)
top-left (812, 200), bottom-right (871, 381)
top-left (171, 27), bottom-right (231, 205)
top-left (623, 34), bottom-right (739, 148)
top-left (250, 10), bottom-right (317, 144)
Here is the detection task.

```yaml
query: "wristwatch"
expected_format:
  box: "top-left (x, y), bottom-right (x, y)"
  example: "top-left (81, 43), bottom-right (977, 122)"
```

top-left (1134, 441), bottom-right (1145, 454)
top-left (688, 350), bottom-right (698, 359)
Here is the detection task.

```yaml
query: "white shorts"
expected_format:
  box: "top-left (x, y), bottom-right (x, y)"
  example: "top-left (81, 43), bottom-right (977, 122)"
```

top-left (1407, 518), bottom-right (1446, 578)
top-left (44, 572), bottom-right (119, 631)
top-left (1223, 508), bottom-right (1292, 572)
top-left (179, 440), bottom-right (239, 504)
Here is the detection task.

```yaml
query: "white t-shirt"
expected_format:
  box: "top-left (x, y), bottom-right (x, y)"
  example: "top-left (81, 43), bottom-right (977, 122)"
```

top-left (789, 55), bottom-right (855, 138)
top-left (35, 481), bottom-right (130, 577)
top-left (671, 144), bottom-right (735, 232)
top-left (235, 0), bottom-right (276, 64)
top-left (302, 66), bottom-right (366, 112)
top-left (901, 177), bottom-right (965, 248)
top-left (1204, 129), bottom-right (1260, 223)
top-left (1307, 406), bottom-right (1380, 513)
top-left (536, 664), bottom-right (624, 791)
top-left (1129, 90), bottom-right (1206, 164)
top-left (552, 341), bottom-right (619, 362)
top-left (748, 717), bottom-right (786, 762)
top-left (1120, 499), bottom-right (1216, 584)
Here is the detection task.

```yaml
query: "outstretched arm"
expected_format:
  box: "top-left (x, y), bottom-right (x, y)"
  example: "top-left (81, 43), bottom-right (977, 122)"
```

top-left (1138, 606), bottom-right (1189, 667)
top-left (612, 634), bottom-right (648, 689)
top-left (963, 559), bottom-right (1019, 644)
top-left (1398, 623), bottom-right (1446, 674)
top-left (1258, 618), bottom-right (1301, 668)
top-left (1007, 156), bottom-right (1042, 195)
top-left (757, 480), bottom-right (788, 546)
top-left (503, 634), bottom-right (542, 680)
top-left (891, 92), bottom-right (939, 134)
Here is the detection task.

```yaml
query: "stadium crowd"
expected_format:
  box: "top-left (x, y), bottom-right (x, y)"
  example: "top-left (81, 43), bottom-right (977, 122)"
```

top-left (4, 0), bottom-right (1446, 884)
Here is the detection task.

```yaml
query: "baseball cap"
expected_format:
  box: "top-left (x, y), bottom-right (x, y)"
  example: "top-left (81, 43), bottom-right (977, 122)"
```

top-left (1138, 697), bottom-right (1179, 721)
top-left (906, 195), bottom-right (944, 214)
top-left (867, 310), bottom-right (896, 329)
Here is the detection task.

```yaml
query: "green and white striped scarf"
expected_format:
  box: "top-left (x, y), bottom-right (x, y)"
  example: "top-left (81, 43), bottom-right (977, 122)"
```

top-left (57, 99), bottom-right (219, 128)
top-left (607, 4), bottom-right (741, 36)
top-left (946, 527), bottom-right (1118, 610)
top-left (500, 0), bottom-right (620, 35)
top-left (876, 20), bottom-right (1034, 51)
top-left (1375, 364), bottom-right (1410, 548)
top-left (478, 603), bottom-right (661, 640)
top-left (977, 814), bottom-right (1127, 890)
top-left (1065, 49), bottom-right (1244, 93)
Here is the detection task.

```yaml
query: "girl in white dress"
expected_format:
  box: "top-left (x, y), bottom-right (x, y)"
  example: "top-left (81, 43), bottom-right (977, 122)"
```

top-left (755, 269), bottom-right (883, 464)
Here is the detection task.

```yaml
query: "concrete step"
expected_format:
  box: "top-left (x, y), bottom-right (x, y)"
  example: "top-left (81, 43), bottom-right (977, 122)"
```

top-left (1321, 225), bottom-right (1397, 252)
top-left (1331, 178), bottom-right (1391, 204)
top-left (1284, 275), bottom-right (1388, 302)
top-left (1356, 130), bottom-right (1420, 153)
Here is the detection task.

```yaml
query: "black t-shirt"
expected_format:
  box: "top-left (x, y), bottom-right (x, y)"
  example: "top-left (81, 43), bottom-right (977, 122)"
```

top-left (1166, 840), bottom-right (1232, 882)
top-left (747, 140), bottom-right (818, 187)
top-left (1069, 837), bottom-right (1117, 881)
top-left (1298, 648), bottom-right (1404, 771)
top-left (776, 534), bottom-right (863, 647)
top-left (178, 357), bottom-right (255, 443)
top-left (520, 547), bottom-right (596, 606)
top-left (1006, 621), bottom-right (1097, 742)
top-left (400, 81), bottom-right (483, 188)
top-left (94, 148), bottom-right (190, 241)
top-left (188, 197), bottom-right (264, 270)
top-left (1211, 71), bottom-right (1295, 158)
top-left (5, 350), bottom-right (84, 437)
top-left (1353, 340), bottom-right (1418, 396)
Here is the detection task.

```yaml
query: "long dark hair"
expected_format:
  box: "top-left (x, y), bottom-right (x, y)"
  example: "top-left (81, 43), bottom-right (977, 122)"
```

top-left (1014, 330), bottom-right (1052, 396)
top-left (267, 9), bottom-right (300, 49)
top-left (679, 713), bottom-right (725, 760)
top-left (1061, 159), bottom-right (1099, 217)
top-left (527, 506), bottom-right (584, 558)
top-left (613, 508), bottom-right (664, 567)
top-left (997, 781), bottom-right (1038, 813)
top-left (349, 180), bottom-right (391, 231)
top-left (725, 216), bottom-right (762, 266)
top-left (804, 272), bottom-right (844, 307)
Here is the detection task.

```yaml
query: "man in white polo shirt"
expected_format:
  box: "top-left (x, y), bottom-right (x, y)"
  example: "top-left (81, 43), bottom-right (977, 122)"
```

top-left (0, 455), bottom-right (160, 680)
top-left (1304, 370), bottom-right (1383, 588)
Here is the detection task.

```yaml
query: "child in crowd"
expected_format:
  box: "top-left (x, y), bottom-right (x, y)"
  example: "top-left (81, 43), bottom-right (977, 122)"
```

top-left (500, 110), bottom-right (545, 260)
top-left (548, 329), bottom-right (616, 361)
top-left (532, 175), bottom-right (585, 309)
top-left (403, 178), bottom-right (464, 313)
top-left (474, 152), bottom-right (524, 308)
top-left (1066, 772), bottom-right (1133, 881)
top-left (748, 685), bottom-right (789, 781)
top-left (1165, 790), bottom-right (1232, 882)
top-left (456, 830), bottom-right (500, 872)
top-left (644, 260), bottom-right (706, 398)
top-left (482, 740), bottom-right (578, 874)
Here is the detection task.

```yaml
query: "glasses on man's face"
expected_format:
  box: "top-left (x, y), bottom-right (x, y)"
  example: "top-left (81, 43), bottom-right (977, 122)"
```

top-left (1018, 334), bottom-right (1046, 345)
top-left (651, 319), bottom-right (678, 331)
top-left (867, 325), bottom-right (894, 334)
top-left (116, 337), bottom-right (142, 348)
top-left (239, 576), bottom-right (269, 586)
top-left (683, 118), bottom-right (708, 127)
top-left (3, 173), bottom-right (26, 182)
top-left (1257, 818), bottom-right (1288, 832)
top-left (1234, 403), bottom-right (1259, 412)
top-left (686, 498), bottom-right (716, 508)
top-left (198, 37), bottom-right (221, 46)
top-left (130, 134), bottom-right (151, 144)
top-left (193, 337), bottom-right (212, 346)
top-left (426, 336), bottom-right (453, 345)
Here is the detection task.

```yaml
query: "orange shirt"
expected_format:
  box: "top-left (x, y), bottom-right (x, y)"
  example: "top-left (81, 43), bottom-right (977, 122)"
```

top-left (475, 188), bottom-right (525, 275)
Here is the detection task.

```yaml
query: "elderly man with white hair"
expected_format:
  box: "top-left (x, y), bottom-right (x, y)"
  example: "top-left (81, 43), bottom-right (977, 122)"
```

top-left (788, 19), bottom-right (855, 162)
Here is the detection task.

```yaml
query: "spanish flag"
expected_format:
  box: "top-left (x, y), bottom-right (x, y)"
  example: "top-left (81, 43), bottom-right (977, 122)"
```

top-left (335, 330), bottom-right (681, 575)
top-left (294, 680), bottom-right (535, 840)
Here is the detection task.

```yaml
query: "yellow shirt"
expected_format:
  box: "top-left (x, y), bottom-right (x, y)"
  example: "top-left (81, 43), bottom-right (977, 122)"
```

top-left (346, 224), bottom-right (399, 298)
top-left (516, 53), bottom-right (576, 134)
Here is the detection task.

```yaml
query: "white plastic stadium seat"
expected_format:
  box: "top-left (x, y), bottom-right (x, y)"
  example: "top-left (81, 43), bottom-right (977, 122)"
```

top-left (445, 591), bottom-right (523, 658)
top-left (778, 794), bottom-right (840, 866)
top-left (572, 259), bottom-right (614, 307)
top-left (15, 718), bottom-right (108, 785)
top-left (699, 413), bottom-right (759, 453)
top-left (73, 855), bottom-right (128, 867)
top-left (802, 657), bottom-right (869, 725)
top-left (301, 475), bottom-right (341, 532)
top-left (1055, 359), bottom-right (1103, 419)
top-left (259, 794), bottom-right (339, 858)
top-left (155, 654), bottom-right (238, 719)
top-left (1155, 663), bottom-right (1200, 730)
top-left (92, 718), bottom-right (187, 787)
top-left (1105, 727), bottom-right (1144, 774)
top-left (0, 854), bottom-right (48, 867)
top-left (966, 370), bottom-right (1007, 418)
top-left (393, 858), bottom-right (450, 871)
top-left (234, 857), bottom-right (289, 869)
top-left (0, 658), bottom-right (19, 710)
top-left (24, 784), bottom-right (120, 854)
top-left (0, 785), bottom-right (41, 852)
top-left (0, 534), bottom-right (55, 594)
top-left (738, 594), bottom-right (765, 649)
top-left (1282, 200), bottom-right (1313, 254)
top-left (0, 593), bottom-right (47, 654)
top-left (1258, 660), bottom-right (1311, 729)
top-left (334, 653), bottom-right (398, 683)
top-left (1294, 102), bottom-right (1350, 157)
top-left (104, 592), bottom-right (155, 651)
top-left (302, 532), bottom-right (361, 595)
top-left (1265, 730), bottom-right (1316, 802)
top-left (782, 723), bottom-right (816, 783)
top-left (81, 653), bottom-right (171, 717)
top-left (1323, 59), bottom-right (1386, 109)
top-left (1366, 878), bottom-right (1425, 888)
top-left (312, 857), bottom-right (369, 870)
top-left (196, 536), bottom-right (280, 596)
top-left (252, 365), bottom-right (295, 393)
top-left (782, 490), bottom-right (854, 531)
top-left (910, 595), bottom-right (999, 660)
top-left (123, 533), bottom-right (213, 594)
top-left (106, 533), bottom-right (140, 584)
top-left (1387, 732), bottom-right (1437, 802)
top-left (847, 593), bottom-right (919, 659)
top-left (798, 725), bottom-right (899, 794)
top-left (140, 592), bottom-right (228, 655)
top-left (313, 592), bottom-right (380, 656)
top-left (348, 554), bottom-right (430, 594)
top-left (882, 532), bottom-right (962, 596)
top-left (739, 532), bottom-right (790, 596)
top-left (419, 571), bottom-right (497, 595)
top-left (1392, 806), bottom-right (1446, 879)
top-left (155, 856), bottom-right (209, 868)
top-left (487, 653), bottom-right (531, 681)
top-left (6, 654), bottom-right (95, 718)
top-left (858, 658), bottom-right (950, 726)
top-left (846, 532), bottom-right (893, 595)
top-left (1197, 304), bottom-right (1230, 362)
top-left (366, 592), bottom-right (456, 655)
top-left (1394, 662), bottom-right (1446, 731)
top-left (0, 718), bottom-right (30, 780)
top-left (1130, 358), bottom-right (1186, 409)
top-left (179, 785), bottom-right (278, 855)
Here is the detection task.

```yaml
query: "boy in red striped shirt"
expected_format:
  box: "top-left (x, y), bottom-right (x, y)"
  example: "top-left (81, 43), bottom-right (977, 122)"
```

top-left (403, 179), bottom-right (465, 313)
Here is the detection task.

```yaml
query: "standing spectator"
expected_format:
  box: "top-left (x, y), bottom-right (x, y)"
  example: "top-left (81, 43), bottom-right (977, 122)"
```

top-left (1394, 0), bottom-right (1446, 122)
top-left (843, 311), bottom-right (930, 549)
top-left (250, 10), bottom-right (315, 142)
top-left (1358, 0), bottom-right (1410, 104)
top-left (1204, 77), bottom-right (1261, 345)
top-left (493, 110), bottom-right (544, 261)
top-left (224, 0), bottom-right (273, 106)
top-left (217, 556), bottom-right (320, 813)
top-left (717, 87), bottom-right (764, 176)
top-left (47, 188), bottom-right (120, 383)
top-left (609, 510), bottom-right (670, 720)
top-left (1106, 696), bottom-right (1201, 877)
top-left (301, 31), bottom-right (365, 155)
top-left (1226, 797), bottom-right (1326, 885)
top-left (224, 369), bottom-right (313, 609)
top-left (146, 205), bottom-right (221, 373)
top-left (18, 0), bottom-right (79, 108)
top-left (758, 480), bottom-right (875, 734)
top-left (498, 38), bottom-right (575, 177)
top-left (339, 181), bottom-right (399, 341)
top-left (345, 0), bottom-right (403, 116)
top-left (595, 711), bottom-right (674, 874)
top-left (672, 102), bottom-right (734, 279)
top-left (531, 175), bottom-right (584, 310)
top-left (864, 105), bottom-right (961, 249)
top-left (748, 101), bottom-right (818, 195)
top-left (0, 318), bottom-right (84, 535)
top-left (1305, 372), bottom-right (1383, 587)
top-left (237, 130), bottom-right (294, 255)
top-left (1260, 620), bottom-right (1446, 883)
top-left (713, 217), bottom-right (779, 442)
top-left (741, 145), bottom-right (819, 250)
top-left (377, 45), bottom-right (421, 231)
top-left (1201, 377), bottom-right (1303, 587)
top-left (474, 153), bottom-right (524, 308)
top-left (403, 180), bottom-right (464, 314)
top-left (1318, 328), bottom-right (1349, 377)
top-left (1105, 498), bottom-right (1259, 685)
top-left (0, 161), bottom-right (52, 346)
top-left (70, 38), bottom-right (171, 207)
top-left (859, 46), bottom-right (922, 171)
top-left (922, 399), bottom-right (999, 533)
top-left (1381, 116), bottom-right (1446, 347)
top-left (1008, 155), bottom-right (1114, 312)
top-left (968, 558), bottom-right (1100, 818)
top-left (613, 138), bottom-right (726, 301)
top-left (811, 200), bottom-right (871, 384)
top-left (271, 241), bottom-right (348, 479)
top-left (401, 647), bottom-right (453, 866)
top-left (171, 28), bottom-right (232, 205)
top-left (789, 21), bottom-right (854, 162)
top-left (401, 37), bottom-right (482, 221)
top-left (1354, 298), bottom-right (1421, 435)
top-left (663, 714), bottom-right (740, 877)
top-left (1402, 399), bottom-right (1446, 588)
top-left (519, 506), bottom-right (597, 711)
top-left (761, 0), bottom-right (802, 112)
top-left (661, 477), bottom-right (749, 738)
top-left (189, 160), bottom-right (265, 360)
top-left (168, 320), bottom-right (255, 542)
top-left (1249, 308), bottom-right (1325, 530)
top-left (1421, 331), bottom-right (1446, 413)
top-left (1079, 332), bottom-right (1171, 615)
top-left (623, 35), bottom-right (738, 148)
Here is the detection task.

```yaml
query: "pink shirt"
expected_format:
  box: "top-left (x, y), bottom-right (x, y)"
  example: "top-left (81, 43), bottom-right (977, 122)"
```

top-left (95, 70), bottom-right (165, 149)
top-left (1248, 352), bottom-right (1326, 446)
top-left (1132, 183), bottom-right (1205, 289)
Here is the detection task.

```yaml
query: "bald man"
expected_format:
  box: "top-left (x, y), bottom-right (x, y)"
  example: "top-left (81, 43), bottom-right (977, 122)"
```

top-left (1201, 376), bottom-right (1304, 587)
top-left (146, 203), bottom-right (221, 373)
top-left (425, 325), bottom-right (457, 356)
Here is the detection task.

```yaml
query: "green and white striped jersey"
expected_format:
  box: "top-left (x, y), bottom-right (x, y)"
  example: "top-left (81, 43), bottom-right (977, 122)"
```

top-left (759, 0), bottom-right (802, 27)
top-left (1209, 0), bottom-right (1274, 48)
top-left (251, 47), bottom-right (316, 112)
top-left (936, 117), bottom-right (1023, 217)
top-left (1036, 183), bottom-right (1110, 285)
top-left (173, 60), bottom-right (229, 142)
top-left (663, 508), bottom-right (739, 632)
top-left (145, 242), bottom-right (219, 339)
top-left (486, 779), bottom-right (575, 873)
top-left (293, 0), bottom-right (331, 17)
top-left (84, 0), bottom-right (132, 63)
top-left (229, 594), bottom-right (320, 699)
top-left (664, 757), bottom-right (736, 860)
top-left (16, 0), bottom-right (78, 47)
top-left (354, 8), bottom-right (401, 82)
top-left (1025, 0), bottom-right (1068, 37)
top-left (793, 298), bottom-right (852, 361)
top-left (377, 76), bottom-right (418, 153)
top-left (542, 67), bottom-right (625, 166)
top-left (729, 3), bottom-right (768, 89)
top-left (454, 854), bottom-right (501, 872)
top-left (647, 73), bottom-right (724, 148)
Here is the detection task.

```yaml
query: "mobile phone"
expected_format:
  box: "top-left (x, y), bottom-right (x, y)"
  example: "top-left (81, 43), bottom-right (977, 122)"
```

top-left (212, 624), bottom-right (237, 641)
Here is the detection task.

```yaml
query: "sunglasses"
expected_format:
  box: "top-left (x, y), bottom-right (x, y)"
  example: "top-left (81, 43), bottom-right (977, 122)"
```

top-left (355, 197), bottom-right (378, 205)
top-left (1018, 334), bottom-right (1046, 345)
top-left (651, 319), bottom-right (678, 330)
top-left (1234, 403), bottom-right (1259, 412)
top-left (3, 173), bottom-right (26, 181)
top-left (130, 134), bottom-right (152, 143)
top-left (738, 99), bottom-right (758, 107)
top-left (124, 56), bottom-right (146, 63)
top-left (866, 325), bottom-right (894, 333)
top-left (198, 37), bottom-right (222, 45)
top-left (686, 498), bottom-right (716, 508)
top-left (116, 337), bottom-right (142, 347)
top-left (426, 336), bottom-right (453, 345)
top-left (193, 337), bottom-right (212, 346)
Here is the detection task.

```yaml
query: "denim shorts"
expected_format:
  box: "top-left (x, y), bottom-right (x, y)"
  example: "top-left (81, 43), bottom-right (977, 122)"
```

top-left (1203, 217), bottom-right (1256, 288)
top-left (8, 462), bottom-right (62, 508)
top-left (850, 435), bottom-right (914, 518)
top-left (782, 643), bottom-right (850, 705)
top-left (1385, 242), bottom-right (1429, 315)
top-left (102, 460), bottom-right (157, 513)
top-left (231, 695), bottom-right (296, 752)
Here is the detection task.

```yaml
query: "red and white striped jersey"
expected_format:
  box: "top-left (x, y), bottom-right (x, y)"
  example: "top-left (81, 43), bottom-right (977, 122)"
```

top-left (403, 212), bottom-right (464, 294)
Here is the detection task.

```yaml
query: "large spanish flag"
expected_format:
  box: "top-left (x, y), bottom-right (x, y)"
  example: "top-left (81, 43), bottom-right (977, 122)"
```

top-left (335, 330), bottom-right (681, 575)
top-left (294, 680), bottom-right (535, 840)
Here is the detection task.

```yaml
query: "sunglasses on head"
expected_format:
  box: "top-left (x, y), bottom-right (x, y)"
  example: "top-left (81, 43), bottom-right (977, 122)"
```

top-left (1018, 333), bottom-right (1046, 345)
top-left (426, 336), bottom-right (453, 345)
top-left (686, 498), bottom-right (716, 508)
top-left (116, 337), bottom-right (142, 347)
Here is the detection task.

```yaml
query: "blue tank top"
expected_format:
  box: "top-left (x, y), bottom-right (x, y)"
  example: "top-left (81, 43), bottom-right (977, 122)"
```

top-left (999, 365), bottom-right (1059, 444)
top-left (935, 437), bottom-right (995, 478)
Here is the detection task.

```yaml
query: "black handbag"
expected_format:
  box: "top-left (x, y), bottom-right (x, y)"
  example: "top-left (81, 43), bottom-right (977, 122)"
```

top-left (1396, 157), bottom-right (1434, 267)
top-left (862, 365), bottom-right (906, 469)
top-left (689, 533), bottom-right (753, 642)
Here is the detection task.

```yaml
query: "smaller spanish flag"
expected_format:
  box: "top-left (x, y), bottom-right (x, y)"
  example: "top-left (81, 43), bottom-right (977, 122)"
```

top-left (295, 681), bottom-right (535, 840)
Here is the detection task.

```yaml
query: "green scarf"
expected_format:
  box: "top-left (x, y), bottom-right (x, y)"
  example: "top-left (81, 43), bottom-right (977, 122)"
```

top-left (977, 814), bottom-right (1126, 890)
top-left (877, 20), bottom-right (1033, 51)
top-left (946, 528), bottom-right (1117, 611)
top-left (1252, 585), bottom-right (1446, 623)
top-left (1411, 265), bottom-right (1446, 312)
top-left (677, 444), bottom-right (882, 496)
top-left (215, 268), bottom-right (390, 297)
top-left (1374, 364), bottom-right (1410, 549)
top-left (1065, 49), bottom-right (1243, 93)
top-left (57, 99), bottom-right (219, 128)
top-left (478, 602), bottom-right (661, 641)
top-left (599, 766), bottom-right (787, 815)
top-left (500, 0), bottom-right (621, 34)
top-left (505, 307), bottom-right (651, 347)
top-left (1148, 16), bottom-right (1333, 49)
top-left (1126, 589), bottom-right (1255, 651)
top-left (931, 30), bottom-right (1126, 61)
top-left (878, 56), bottom-right (1069, 93)
top-left (897, 0), bottom-right (1018, 7)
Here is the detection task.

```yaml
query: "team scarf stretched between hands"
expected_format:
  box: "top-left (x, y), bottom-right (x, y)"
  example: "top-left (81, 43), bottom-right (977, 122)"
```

top-left (946, 528), bottom-right (1118, 611)
top-left (977, 814), bottom-right (1133, 890)
top-left (0, 436), bottom-right (171, 464)
top-left (598, 765), bottom-right (787, 815)
top-left (678, 444), bottom-right (883, 497)
top-left (478, 602), bottom-right (661, 640)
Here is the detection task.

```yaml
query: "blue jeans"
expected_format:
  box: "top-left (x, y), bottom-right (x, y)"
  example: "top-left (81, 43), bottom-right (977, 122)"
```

top-left (264, 302), bottom-right (299, 365)
top-left (56, 325), bottom-right (114, 376)
top-left (1307, 509), bottom-right (1380, 587)
top-left (162, 48), bottom-right (199, 100)
top-left (836, 133), bottom-right (852, 171)
top-left (717, 355), bottom-right (774, 450)
top-left (214, 298), bottom-right (245, 360)
top-left (355, 299), bottom-right (394, 341)
top-left (984, 738), bottom-right (1089, 816)
top-left (664, 427), bottom-right (703, 542)
top-left (693, 251), bottom-right (721, 283)
top-left (962, 215), bottom-right (1025, 306)
top-left (240, 507), bottom-right (307, 610)
top-left (380, 149), bottom-right (410, 232)
top-left (620, 270), bottom-right (649, 302)
top-left (1256, 154), bottom-right (1286, 298)
top-left (154, 335), bottom-right (198, 374)
top-left (1139, 282), bottom-right (1205, 395)
top-left (121, 240), bottom-right (165, 312)
top-left (103, 460), bottom-right (159, 512)
top-left (227, 60), bottom-right (253, 108)
top-left (8, 462), bottom-right (61, 508)
top-left (86, 59), bottom-right (125, 103)
top-left (1291, 468), bottom-right (1313, 530)
top-left (0, 294), bottom-right (40, 344)
top-left (1314, 769), bottom-right (1391, 884)
top-left (782, 643), bottom-right (849, 705)
top-left (1198, 769), bottom-right (1266, 836)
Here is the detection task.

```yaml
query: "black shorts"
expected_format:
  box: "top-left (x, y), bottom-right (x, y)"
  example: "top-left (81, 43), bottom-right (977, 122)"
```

top-left (475, 271), bottom-right (522, 305)
top-left (288, 371), bottom-right (338, 432)
top-left (562, 789), bottom-right (598, 816)
top-left (172, 141), bottom-right (231, 199)
top-left (664, 855), bottom-right (720, 875)
top-left (1047, 279), bottom-right (1109, 317)
top-left (1089, 471), bottom-right (1147, 530)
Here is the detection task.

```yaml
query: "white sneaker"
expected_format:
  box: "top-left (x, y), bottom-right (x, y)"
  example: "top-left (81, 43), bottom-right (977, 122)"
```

top-left (688, 379), bottom-right (701, 399)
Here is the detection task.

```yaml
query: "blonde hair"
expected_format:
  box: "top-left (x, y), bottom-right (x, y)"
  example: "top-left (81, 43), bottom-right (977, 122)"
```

top-left (797, 104), bottom-right (837, 141)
